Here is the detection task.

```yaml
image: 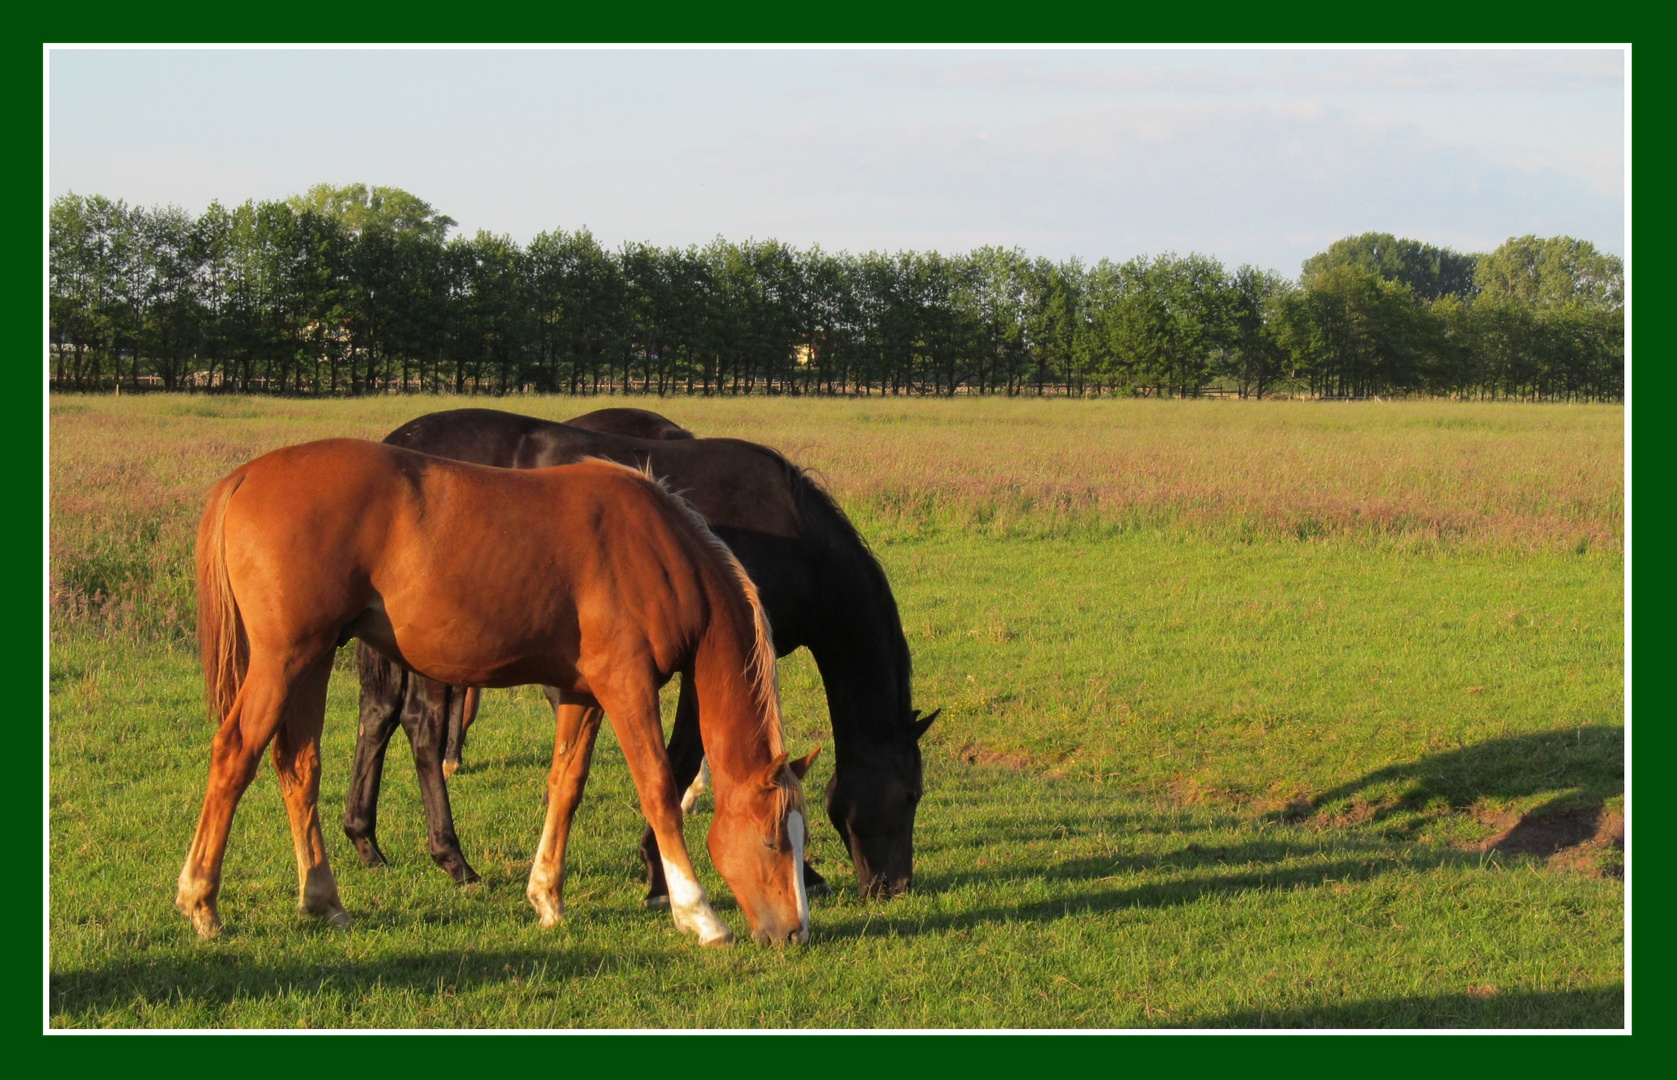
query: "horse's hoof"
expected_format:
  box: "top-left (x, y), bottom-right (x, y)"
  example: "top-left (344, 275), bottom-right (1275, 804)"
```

top-left (187, 908), bottom-right (221, 940)
top-left (644, 894), bottom-right (670, 911)
top-left (528, 890), bottom-right (565, 926)
top-left (302, 901), bottom-right (353, 931)
top-left (439, 857), bottom-right (479, 885)
top-left (442, 759), bottom-right (460, 780)
top-left (176, 881), bottom-right (221, 939)
top-left (698, 927), bottom-right (735, 948)
top-left (806, 879), bottom-right (833, 899)
top-left (349, 840), bottom-right (388, 869)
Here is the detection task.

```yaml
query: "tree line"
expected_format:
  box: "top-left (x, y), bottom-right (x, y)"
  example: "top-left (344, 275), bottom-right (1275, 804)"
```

top-left (48, 183), bottom-right (1625, 402)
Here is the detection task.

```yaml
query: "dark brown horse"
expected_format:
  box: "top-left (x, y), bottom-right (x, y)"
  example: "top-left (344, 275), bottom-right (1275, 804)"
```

top-left (178, 440), bottom-right (813, 946)
top-left (344, 408), bottom-right (937, 901)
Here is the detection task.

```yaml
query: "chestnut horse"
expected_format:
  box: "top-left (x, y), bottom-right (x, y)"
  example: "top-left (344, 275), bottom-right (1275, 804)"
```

top-left (344, 408), bottom-right (938, 902)
top-left (336, 407), bottom-right (695, 886)
top-left (176, 439), bottom-right (813, 946)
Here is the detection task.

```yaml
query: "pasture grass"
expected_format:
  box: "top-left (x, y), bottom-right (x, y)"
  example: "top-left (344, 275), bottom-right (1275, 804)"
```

top-left (49, 394), bottom-right (1622, 639)
top-left (46, 395), bottom-right (1624, 1028)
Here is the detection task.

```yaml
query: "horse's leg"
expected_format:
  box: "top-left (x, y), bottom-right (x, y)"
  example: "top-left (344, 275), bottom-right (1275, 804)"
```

top-left (342, 645), bottom-right (404, 869)
top-left (525, 698), bottom-right (604, 926)
top-left (680, 760), bottom-right (710, 815)
top-left (406, 678), bottom-right (478, 884)
top-left (270, 652), bottom-right (350, 929)
top-left (638, 673), bottom-right (705, 909)
top-left (638, 676), bottom-right (832, 904)
top-left (443, 686), bottom-right (481, 780)
top-left (598, 679), bottom-right (733, 947)
top-left (176, 654), bottom-right (311, 938)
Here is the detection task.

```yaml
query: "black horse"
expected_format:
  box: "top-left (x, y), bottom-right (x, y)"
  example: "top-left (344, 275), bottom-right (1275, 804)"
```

top-left (342, 407), bottom-right (938, 902)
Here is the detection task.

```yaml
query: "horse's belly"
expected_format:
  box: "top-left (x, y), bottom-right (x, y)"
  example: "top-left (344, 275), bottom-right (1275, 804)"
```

top-left (349, 594), bottom-right (585, 692)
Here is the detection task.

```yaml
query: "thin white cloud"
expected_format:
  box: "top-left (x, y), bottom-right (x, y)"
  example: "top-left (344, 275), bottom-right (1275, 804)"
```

top-left (47, 48), bottom-right (1625, 274)
top-left (874, 49), bottom-right (1623, 97)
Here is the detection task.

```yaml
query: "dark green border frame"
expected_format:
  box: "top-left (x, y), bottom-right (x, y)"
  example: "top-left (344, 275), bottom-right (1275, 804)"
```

top-left (14, 5), bottom-right (1653, 1067)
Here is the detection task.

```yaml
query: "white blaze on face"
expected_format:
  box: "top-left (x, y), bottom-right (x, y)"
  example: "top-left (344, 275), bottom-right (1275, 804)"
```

top-left (788, 809), bottom-right (809, 942)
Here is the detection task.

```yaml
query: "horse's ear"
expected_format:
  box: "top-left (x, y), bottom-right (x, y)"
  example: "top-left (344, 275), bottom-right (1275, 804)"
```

top-left (759, 751), bottom-right (790, 789)
top-left (789, 746), bottom-right (821, 779)
top-left (910, 708), bottom-right (941, 741)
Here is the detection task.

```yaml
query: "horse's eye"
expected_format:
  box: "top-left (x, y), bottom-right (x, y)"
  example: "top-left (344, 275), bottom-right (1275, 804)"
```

top-left (762, 836), bottom-right (780, 851)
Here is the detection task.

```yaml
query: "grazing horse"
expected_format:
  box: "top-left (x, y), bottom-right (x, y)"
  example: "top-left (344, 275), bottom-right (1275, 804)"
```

top-left (344, 408), bottom-right (937, 902)
top-left (340, 407), bottom-right (695, 886)
top-left (436, 410), bottom-right (691, 781)
top-left (176, 439), bottom-right (814, 946)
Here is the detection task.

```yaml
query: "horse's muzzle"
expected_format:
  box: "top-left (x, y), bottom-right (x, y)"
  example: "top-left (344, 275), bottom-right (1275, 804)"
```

top-left (752, 923), bottom-right (809, 946)
top-left (858, 872), bottom-right (911, 899)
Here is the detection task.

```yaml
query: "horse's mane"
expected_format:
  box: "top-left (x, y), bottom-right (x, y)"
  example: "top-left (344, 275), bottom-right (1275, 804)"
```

top-left (578, 456), bottom-right (784, 751)
top-left (778, 454), bottom-right (916, 729)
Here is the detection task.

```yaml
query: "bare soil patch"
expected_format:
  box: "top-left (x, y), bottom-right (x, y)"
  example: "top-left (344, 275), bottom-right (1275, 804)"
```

top-left (1476, 805), bottom-right (1624, 877)
top-left (957, 740), bottom-right (1037, 771)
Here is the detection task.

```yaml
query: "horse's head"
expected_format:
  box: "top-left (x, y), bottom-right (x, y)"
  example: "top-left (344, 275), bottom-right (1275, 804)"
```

top-left (708, 748), bottom-right (820, 945)
top-left (824, 708), bottom-right (939, 898)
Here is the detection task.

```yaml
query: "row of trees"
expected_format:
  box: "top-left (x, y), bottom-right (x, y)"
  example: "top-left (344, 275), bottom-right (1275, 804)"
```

top-left (48, 184), bottom-right (1625, 401)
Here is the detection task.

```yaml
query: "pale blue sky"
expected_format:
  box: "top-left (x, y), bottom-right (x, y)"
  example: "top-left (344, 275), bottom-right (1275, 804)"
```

top-left (47, 48), bottom-right (1625, 275)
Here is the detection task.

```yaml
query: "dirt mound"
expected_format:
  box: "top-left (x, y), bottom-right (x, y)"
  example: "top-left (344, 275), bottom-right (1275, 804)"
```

top-left (1477, 805), bottom-right (1623, 877)
top-left (957, 740), bottom-right (1038, 771)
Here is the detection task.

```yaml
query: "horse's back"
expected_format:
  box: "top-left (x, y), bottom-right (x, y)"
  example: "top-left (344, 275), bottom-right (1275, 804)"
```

top-left (391, 410), bottom-right (802, 539)
top-left (383, 409), bottom-right (552, 466)
top-left (378, 410), bottom-right (827, 647)
top-left (565, 406), bottom-right (694, 441)
top-left (217, 440), bottom-right (711, 686)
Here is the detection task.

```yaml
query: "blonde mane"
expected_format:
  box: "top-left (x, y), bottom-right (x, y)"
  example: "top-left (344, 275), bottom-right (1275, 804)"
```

top-left (578, 456), bottom-right (785, 751)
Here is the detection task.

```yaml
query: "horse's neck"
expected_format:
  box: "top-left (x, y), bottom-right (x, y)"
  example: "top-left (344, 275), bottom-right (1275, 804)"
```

top-left (805, 563), bottom-right (915, 758)
top-left (689, 615), bottom-right (782, 786)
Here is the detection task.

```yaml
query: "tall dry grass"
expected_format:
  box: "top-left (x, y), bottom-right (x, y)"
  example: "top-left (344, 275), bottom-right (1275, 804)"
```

top-left (48, 394), bottom-right (1623, 638)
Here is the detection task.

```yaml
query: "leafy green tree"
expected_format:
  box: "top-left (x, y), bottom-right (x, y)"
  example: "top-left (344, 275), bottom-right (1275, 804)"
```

top-left (49, 193), bottom-right (144, 389)
top-left (1224, 265), bottom-right (1293, 398)
top-left (46, 183), bottom-right (1624, 403)
top-left (440, 230), bottom-right (529, 394)
top-left (531, 229), bottom-right (628, 394)
top-left (1475, 235), bottom-right (1623, 310)
top-left (134, 204), bottom-right (205, 390)
top-left (49, 194), bottom-right (98, 387)
top-left (1278, 265), bottom-right (1424, 398)
top-left (1024, 257), bottom-right (1081, 395)
top-left (1302, 232), bottom-right (1477, 300)
top-left (287, 183), bottom-right (455, 242)
top-left (795, 246), bottom-right (863, 396)
top-left (1107, 253), bottom-right (1234, 397)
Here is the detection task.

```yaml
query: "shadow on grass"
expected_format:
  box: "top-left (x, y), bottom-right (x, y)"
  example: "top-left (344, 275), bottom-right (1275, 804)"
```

top-left (821, 844), bottom-right (1476, 941)
top-left (817, 728), bottom-right (1624, 940)
top-left (1284, 725), bottom-right (1624, 859)
top-left (1200, 983), bottom-right (1624, 1029)
top-left (50, 944), bottom-right (635, 1022)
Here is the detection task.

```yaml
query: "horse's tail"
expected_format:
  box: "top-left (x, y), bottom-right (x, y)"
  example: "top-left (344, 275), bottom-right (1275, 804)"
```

top-left (195, 472), bottom-right (249, 724)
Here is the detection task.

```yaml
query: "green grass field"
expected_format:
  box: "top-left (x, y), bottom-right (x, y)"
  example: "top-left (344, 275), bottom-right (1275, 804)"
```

top-left (48, 395), bottom-right (1625, 1028)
